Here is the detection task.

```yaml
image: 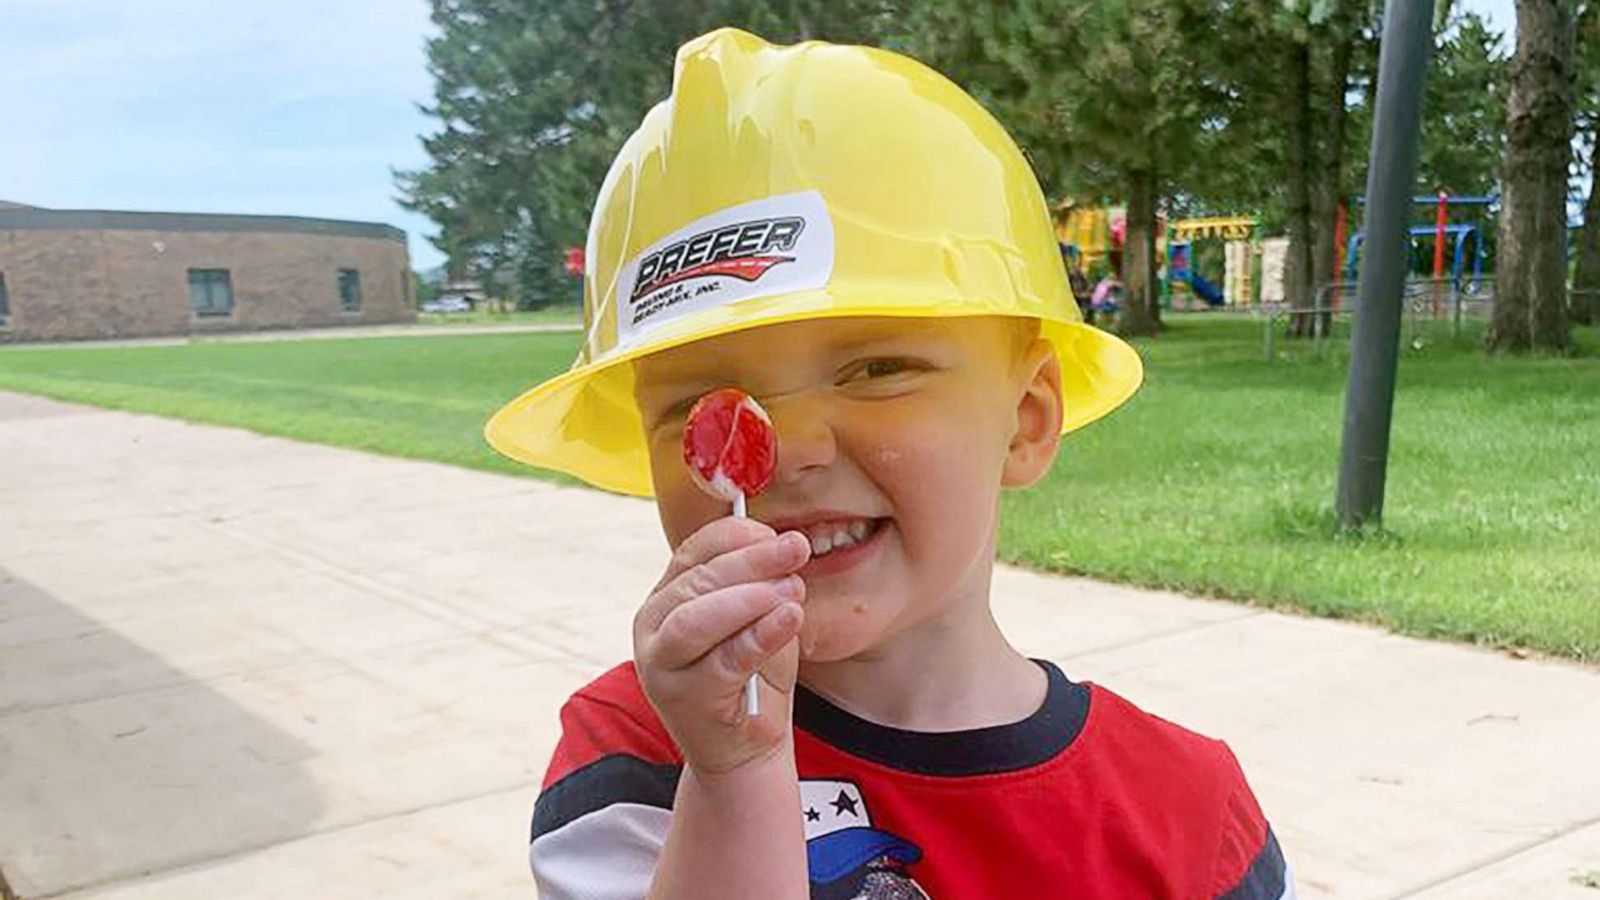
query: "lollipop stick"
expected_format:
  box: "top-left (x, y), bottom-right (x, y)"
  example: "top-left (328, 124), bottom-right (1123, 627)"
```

top-left (743, 666), bottom-right (761, 717)
top-left (730, 491), bottom-right (760, 717)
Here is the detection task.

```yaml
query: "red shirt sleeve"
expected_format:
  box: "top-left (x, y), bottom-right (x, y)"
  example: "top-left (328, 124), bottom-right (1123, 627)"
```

top-left (1205, 742), bottom-right (1291, 899)
top-left (543, 662), bottom-right (682, 789)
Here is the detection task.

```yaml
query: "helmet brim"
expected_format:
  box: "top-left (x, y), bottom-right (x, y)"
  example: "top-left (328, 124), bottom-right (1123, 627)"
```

top-left (483, 289), bottom-right (1143, 498)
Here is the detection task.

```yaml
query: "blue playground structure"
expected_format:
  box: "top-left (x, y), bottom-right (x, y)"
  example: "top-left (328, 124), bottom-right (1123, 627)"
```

top-left (1344, 223), bottom-right (1485, 288)
top-left (1166, 242), bottom-right (1226, 307)
top-left (1345, 194), bottom-right (1493, 288)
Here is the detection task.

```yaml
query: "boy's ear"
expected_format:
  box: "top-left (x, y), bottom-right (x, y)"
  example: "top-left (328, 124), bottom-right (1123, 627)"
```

top-left (1001, 339), bottom-right (1065, 489)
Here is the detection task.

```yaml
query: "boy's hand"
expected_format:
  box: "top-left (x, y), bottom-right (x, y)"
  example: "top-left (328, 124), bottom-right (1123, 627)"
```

top-left (634, 516), bottom-right (811, 776)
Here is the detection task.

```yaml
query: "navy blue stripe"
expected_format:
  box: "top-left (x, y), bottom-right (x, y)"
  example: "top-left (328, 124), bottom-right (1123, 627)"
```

top-left (1217, 827), bottom-right (1287, 900)
top-left (793, 658), bottom-right (1089, 777)
top-left (530, 753), bottom-right (681, 841)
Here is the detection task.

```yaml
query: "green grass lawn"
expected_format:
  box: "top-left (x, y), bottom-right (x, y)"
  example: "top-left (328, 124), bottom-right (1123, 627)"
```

top-left (1002, 315), bottom-right (1600, 663)
top-left (0, 331), bottom-right (581, 482)
top-left (1, 315), bottom-right (1596, 662)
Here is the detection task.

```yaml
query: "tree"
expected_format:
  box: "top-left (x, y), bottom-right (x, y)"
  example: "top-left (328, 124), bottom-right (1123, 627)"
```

top-left (1491, 0), bottom-right (1577, 351)
top-left (896, 0), bottom-right (1222, 337)
top-left (397, 0), bottom-right (898, 307)
top-left (1419, 13), bottom-right (1510, 197)
top-left (413, 271), bottom-right (440, 306)
top-left (1223, 4), bottom-right (1508, 338)
top-left (1568, 4), bottom-right (1600, 324)
top-left (1283, 34), bottom-right (1318, 336)
top-left (1212, 0), bottom-right (1372, 337)
top-left (1331, 8), bottom-right (1510, 320)
top-left (1310, 4), bottom-right (1364, 331)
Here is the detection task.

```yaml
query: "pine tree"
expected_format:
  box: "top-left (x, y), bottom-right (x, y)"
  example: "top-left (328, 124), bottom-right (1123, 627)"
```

top-left (897, 0), bottom-right (1222, 337)
top-left (1419, 13), bottom-right (1511, 197)
top-left (397, 0), bottom-right (898, 306)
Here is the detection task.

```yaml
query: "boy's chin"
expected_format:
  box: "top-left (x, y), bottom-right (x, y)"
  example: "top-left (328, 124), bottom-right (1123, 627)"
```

top-left (798, 638), bottom-right (862, 664)
top-left (797, 611), bottom-right (895, 663)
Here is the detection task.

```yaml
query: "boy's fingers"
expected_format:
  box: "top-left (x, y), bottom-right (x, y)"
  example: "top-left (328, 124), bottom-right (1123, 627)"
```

top-left (642, 531), bottom-right (810, 633)
top-left (652, 516), bottom-right (776, 593)
top-left (706, 601), bottom-right (803, 687)
top-left (648, 576), bottom-right (804, 671)
top-left (652, 528), bottom-right (806, 611)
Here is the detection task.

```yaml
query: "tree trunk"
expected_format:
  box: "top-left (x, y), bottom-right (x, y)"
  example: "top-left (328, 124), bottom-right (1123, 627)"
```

top-left (1491, 0), bottom-right (1576, 352)
top-left (1571, 121), bottom-right (1600, 325)
top-left (1285, 40), bottom-right (1318, 338)
top-left (1311, 31), bottom-right (1355, 336)
top-left (1121, 169), bottom-right (1160, 337)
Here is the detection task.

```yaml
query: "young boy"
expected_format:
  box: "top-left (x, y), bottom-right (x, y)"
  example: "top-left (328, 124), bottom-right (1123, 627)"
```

top-left (485, 28), bottom-right (1296, 900)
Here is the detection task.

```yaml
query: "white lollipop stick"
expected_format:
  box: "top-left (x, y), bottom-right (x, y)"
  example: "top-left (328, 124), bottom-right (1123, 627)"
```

top-left (731, 491), bottom-right (761, 717)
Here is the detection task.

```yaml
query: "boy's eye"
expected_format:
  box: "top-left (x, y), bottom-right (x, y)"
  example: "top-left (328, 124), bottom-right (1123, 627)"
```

top-left (838, 357), bottom-right (923, 385)
top-left (654, 395), bottom-right (699, 427)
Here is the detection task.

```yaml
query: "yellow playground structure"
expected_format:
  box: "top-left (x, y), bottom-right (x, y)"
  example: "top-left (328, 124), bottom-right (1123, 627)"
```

top-left (1053, 201), bottom-right (1123, 276)
top-left (1052, 200), bottom-right (1263, 309)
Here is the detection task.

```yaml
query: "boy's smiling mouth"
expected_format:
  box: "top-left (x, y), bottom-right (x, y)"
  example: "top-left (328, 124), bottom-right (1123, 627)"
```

top-left (766, 511), bottom-right (891, 576)
top-left (798, 517), bottom-right (877, 556)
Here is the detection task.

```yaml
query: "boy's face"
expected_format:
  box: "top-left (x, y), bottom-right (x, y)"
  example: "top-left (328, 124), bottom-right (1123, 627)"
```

top-left (634, 315), bottom-right (1062, 663)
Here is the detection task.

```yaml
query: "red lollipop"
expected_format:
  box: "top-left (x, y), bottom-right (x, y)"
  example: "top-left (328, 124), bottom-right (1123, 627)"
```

top-left (681, 387), bottom-right (780, 717)
top-left (682, 388), bottom-right (777, 507)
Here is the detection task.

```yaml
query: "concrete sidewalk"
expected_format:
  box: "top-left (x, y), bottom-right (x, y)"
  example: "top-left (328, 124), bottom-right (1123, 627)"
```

top-left (1, 389), bottom-right (1597, 899)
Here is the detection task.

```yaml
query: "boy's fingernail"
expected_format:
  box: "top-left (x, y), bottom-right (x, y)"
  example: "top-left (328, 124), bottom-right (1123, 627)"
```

top-left (774, 574), bottom-right (804, 599)
top-left (781, 531), bottom-right (811, 556)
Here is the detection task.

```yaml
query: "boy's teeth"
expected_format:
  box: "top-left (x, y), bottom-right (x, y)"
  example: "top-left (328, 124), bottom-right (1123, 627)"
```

top-left (804, 518), bottom-right (874, 557)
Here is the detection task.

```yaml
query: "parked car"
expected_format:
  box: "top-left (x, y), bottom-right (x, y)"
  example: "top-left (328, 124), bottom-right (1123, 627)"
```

top-left (421, 297), bottom-right (472, 314)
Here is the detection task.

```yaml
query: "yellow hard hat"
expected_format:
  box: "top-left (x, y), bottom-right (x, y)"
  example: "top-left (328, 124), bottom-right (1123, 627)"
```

top-left (484, 28), bottom-right (1143, 497)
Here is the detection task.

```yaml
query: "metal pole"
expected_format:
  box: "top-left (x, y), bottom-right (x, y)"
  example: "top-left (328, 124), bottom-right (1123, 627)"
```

top-left (1336, 0), bottom-right (1435, 529)
top-left (1452, 279), bottom-right (1462, 340)
top-left (1432, 191), bottom-right (1448, 316)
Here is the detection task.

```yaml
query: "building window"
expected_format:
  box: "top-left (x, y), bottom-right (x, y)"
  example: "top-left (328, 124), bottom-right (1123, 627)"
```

top-left (0, 271), bottom-right (10, 328)
top-left (338, 268), bottom-right (362, 312)
top-left (188, 269), bottom-right (234, 317)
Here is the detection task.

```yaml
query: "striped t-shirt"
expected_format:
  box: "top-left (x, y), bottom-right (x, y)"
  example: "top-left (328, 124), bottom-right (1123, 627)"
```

top-left (530, 659), bottom-right (1295, 900)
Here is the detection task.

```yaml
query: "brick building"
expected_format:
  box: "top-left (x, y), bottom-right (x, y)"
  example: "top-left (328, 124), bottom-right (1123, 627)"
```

top-left (0, 201), bottom-right (414, 342)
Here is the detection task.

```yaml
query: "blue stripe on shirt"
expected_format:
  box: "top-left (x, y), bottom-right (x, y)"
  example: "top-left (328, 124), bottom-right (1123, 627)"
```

top-left (1217, 827), bottom-right (1288, 900)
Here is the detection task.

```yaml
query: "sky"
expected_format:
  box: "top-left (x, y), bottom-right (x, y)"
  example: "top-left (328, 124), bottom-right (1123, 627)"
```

top-left (2, 0), bottom-right (1521, 274)
top-left (1461, 0), bottom-right (1517, 45)
top-left (1, 1), bottom-right (443, 268)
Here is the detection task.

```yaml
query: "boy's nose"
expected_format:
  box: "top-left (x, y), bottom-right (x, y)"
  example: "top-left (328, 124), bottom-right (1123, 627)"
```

top-left (764, 391), bottom-right (837, 485)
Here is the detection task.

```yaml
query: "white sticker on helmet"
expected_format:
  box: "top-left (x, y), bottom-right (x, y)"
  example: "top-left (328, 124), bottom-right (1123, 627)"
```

top-left (615, 191), bottom-right (834, 348)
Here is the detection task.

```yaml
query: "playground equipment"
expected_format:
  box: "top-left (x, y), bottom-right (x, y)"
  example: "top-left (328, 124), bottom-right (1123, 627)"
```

top-left (1053, 200), bottom-right (1123, 276)
top-left (1343, 223), bottom-right (1484, 287)
top-left (1345, 193), bottom-right (1494, 287)
top-left (1166, 216), bottom-right (1260, 309)
top-left (1167, 243), bottom-right (1225, 306)
top-left (1055, 202), bottom-right (1265, 309)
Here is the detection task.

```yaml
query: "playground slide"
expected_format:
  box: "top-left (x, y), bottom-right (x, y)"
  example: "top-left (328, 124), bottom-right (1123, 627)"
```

top-left (1189, 271), bottom-right (1225, 306)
